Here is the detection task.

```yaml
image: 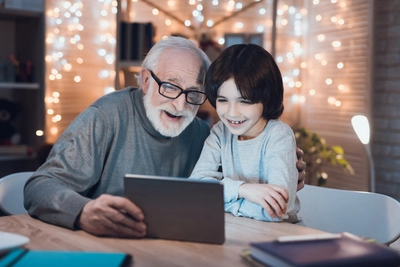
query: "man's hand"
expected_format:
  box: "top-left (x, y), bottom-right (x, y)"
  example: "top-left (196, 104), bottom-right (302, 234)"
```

top-left (296, 147), bottom-right (306, 191)
top-left (238, 183), bottom-right (288, 218)
top-left (77, 194), bottom-right (146, 238)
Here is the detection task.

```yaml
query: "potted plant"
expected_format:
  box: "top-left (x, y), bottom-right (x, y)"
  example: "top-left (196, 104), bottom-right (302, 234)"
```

top-left (293, 127), bottom-right (354, 186)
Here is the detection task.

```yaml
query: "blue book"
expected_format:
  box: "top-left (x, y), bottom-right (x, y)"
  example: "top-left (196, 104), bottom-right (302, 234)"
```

top-left (0, 249), bottom-right (131, 267)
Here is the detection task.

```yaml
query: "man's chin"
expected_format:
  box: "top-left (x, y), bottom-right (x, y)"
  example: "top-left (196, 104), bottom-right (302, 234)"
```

top-left (156, 123), bottom-right (186, 137)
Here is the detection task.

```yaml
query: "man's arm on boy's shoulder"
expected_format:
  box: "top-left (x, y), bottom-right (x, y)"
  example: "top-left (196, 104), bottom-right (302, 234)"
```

top-left (296, 147), bottom-right (306, 191)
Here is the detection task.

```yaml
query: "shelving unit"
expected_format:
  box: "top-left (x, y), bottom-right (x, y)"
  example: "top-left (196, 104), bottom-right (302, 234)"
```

top-left (0, 4), bottom-right (45, 175)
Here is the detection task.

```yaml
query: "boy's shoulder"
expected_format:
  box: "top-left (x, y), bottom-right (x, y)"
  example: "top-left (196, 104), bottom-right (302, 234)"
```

top-left (267, 119), bottom-right (293, 132)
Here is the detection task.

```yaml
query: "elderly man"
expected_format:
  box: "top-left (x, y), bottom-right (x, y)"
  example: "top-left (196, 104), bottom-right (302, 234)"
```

top-left (24, 36), bottom-right (305, 238)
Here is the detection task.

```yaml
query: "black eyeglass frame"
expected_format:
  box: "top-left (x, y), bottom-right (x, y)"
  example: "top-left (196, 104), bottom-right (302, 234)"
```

top-left (149, 70), bottom-right (207, 105)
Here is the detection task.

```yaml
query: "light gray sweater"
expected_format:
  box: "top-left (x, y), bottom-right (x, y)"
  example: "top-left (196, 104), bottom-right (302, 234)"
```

top-left (190, 120), bottom-right (300, 222)
top-left (24, 87), bottom-right (210, 229)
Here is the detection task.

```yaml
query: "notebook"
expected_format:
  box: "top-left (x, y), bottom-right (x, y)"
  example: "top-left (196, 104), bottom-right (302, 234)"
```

top-left (249, 232), bottom-right (400, 267)
top-left (0, 248), bottom-right (131, 267)
top-left (123, 174), bottom-right (225, 244)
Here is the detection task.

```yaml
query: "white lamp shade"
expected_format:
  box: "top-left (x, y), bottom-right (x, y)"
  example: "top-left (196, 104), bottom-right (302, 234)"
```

top-left (351, 115), bottom-right (370, 145)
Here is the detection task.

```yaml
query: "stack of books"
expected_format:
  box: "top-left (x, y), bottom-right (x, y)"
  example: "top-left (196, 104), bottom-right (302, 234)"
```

top-left (245, 232), bottom-right (400, 267)
top-left (119, 22), bottom-right (155, 61)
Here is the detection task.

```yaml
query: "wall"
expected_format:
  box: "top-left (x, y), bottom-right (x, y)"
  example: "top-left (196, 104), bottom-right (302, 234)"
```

top-left (44, 0), bottom-right (117, 143)
top-left (300, 0), bottom-right (373, 191)
top-left (373, 0), bottom-right (400, 200)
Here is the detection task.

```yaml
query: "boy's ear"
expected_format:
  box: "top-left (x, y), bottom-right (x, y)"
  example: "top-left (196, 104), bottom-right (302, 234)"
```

top-left (141, 68), bottom-right (150, 94)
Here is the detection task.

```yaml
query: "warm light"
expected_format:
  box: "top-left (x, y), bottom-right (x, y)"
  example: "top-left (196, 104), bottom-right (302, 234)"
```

top-left (36, 130), bottom-right (44, 136)
top-left (337, 62), bottom-right (344, 69)
top-left (152, 9), bottom-right (159, 15)
top-left (351, 115), bottom-right (370, 144)
top-left (165, 19), bottom-right (172, 26)
top-left (309, 89), bottom-right (316, 95)
top-left (332, 41), bottom-right (341, 47)
top-left (317, 34), bottom-right (325, 41)
top-left (51, 127), bottom-right (58, 135)
top-left (326, 78), bottom-right (332, 85)
top-left (185, 20), bottom-right (191, 26)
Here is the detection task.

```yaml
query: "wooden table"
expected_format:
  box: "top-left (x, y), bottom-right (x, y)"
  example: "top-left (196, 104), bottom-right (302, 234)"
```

top-left (0, 214), bottom-right (325, 266)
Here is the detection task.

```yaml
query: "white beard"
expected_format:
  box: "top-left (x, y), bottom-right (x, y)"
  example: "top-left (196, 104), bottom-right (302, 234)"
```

top-left (143, 81), bottom-right (197, 138)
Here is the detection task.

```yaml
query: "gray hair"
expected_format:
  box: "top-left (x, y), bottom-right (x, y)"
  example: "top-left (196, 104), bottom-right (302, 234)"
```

top-left (137, 36), bottom-right (211, 86)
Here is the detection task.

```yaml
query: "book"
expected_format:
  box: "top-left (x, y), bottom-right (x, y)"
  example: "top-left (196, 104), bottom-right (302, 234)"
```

top-left (249, 232), bottom-right (400, 267)
top-left (119, 21), bottom-right (132, 61)
top-left (0, 248), bottom-right (132, 267)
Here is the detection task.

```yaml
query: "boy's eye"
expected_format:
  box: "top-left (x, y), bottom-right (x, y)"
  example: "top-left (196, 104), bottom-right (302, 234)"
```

top-left (241, 99), bottom-right (252, 104)
top-left (217, 98), bottom-right (227, 102)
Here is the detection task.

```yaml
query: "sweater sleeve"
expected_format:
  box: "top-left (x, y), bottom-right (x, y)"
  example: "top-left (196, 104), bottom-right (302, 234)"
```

top-left (24, 106), bottom-right (110, 229)
top-left (189, 123), bottom-right (244, 203)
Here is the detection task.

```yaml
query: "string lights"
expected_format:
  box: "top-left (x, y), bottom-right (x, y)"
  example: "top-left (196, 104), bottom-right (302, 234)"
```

top-left (41, 0), bottom-right (369, 144)
top-left (43, 0), bottom-right (117, 143)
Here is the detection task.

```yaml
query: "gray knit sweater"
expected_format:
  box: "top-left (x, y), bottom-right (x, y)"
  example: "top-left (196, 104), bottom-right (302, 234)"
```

top-left (24, 87), bottom-right (210, 229)
top-left (190, 120), bottom-right (300, 222)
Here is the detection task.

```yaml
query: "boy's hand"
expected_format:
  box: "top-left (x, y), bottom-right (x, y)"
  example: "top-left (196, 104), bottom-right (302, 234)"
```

top-left (238, 184), bottom-right (288, 218)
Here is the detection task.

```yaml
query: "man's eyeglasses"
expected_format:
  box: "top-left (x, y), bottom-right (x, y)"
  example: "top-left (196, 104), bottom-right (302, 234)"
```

top-left (149, 70), bottom-right (207, 105)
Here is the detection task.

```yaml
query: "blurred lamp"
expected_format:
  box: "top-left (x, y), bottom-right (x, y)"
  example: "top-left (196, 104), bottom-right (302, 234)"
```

top-left (351, 115), bottom-right (375, 192)
top-left (351, 115), bottom-right (370, 144)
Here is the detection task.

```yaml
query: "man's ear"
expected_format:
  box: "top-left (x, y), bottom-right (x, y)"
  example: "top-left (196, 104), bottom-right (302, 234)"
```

top-left (141, 68), bottom-right (150, 94)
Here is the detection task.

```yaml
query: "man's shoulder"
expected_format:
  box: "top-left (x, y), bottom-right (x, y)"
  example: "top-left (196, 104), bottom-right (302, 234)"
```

top-left (186, 116), bottom-right (210, 138)
top-left (91, 87), bottom-right (139, 109)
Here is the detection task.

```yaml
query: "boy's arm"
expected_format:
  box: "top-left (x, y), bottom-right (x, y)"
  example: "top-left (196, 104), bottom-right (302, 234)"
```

top-left (230, 124), bottom-right (298, 222)
top-left (189, 124), bottom-right (245, 203)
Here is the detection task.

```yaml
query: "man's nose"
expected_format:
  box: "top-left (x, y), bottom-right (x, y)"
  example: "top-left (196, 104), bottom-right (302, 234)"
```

top-left (172, 93), bottom-right (187, 112)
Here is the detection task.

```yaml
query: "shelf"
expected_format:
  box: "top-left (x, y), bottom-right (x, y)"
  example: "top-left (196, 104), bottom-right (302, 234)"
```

top-left (118, 60), bottom-right (142, 68)
top-left (0, 154), bottom-right (36, 161)
top-left (0, 82), bottom-right (40, 90)
top-left (0, 8), bottom-right (42, 19)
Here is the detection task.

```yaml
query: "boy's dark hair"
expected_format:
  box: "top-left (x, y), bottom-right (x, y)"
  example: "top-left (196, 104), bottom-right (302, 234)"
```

top-left (205, 43), bottom-right (284, 120)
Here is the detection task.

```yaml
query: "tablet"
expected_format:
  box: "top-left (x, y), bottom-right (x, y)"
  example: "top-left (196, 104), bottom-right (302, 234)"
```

top-left (124, 174), bottom-right (225, 244)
